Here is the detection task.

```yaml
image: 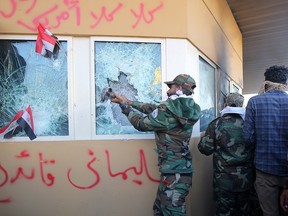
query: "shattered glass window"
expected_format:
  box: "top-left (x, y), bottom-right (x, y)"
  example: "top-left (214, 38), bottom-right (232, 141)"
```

top-left (231, 83), bottom-right (240, 93)
top-left (199, 57), bottom-right (216, 132)
top-left (0, 40), bottom-right (68, 137)
top-left (220, 74), bottom-right (230, 111)
top-left (94, 41), bottom-right (162, 135)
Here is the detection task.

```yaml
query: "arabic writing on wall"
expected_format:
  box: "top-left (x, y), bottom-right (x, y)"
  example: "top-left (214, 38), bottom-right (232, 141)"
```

top-left (0, 148), bottom-right (159, 203)
top-left (0, 0), bottom-right (164, 31)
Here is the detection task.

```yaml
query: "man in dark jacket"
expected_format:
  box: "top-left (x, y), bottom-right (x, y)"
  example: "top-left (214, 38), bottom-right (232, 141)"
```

top-left (111, 74), bottom-right (201, 216)
top-left (198, 92), bottom-right (254, 216)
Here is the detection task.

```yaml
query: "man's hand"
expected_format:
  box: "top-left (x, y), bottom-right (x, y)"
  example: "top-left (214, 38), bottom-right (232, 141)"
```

top-left (111, 94), bottom-right (130, 104)
top-left (280, 189), bottom-right (288, 212)
top-left (110, 94), bottom-right (133, 115)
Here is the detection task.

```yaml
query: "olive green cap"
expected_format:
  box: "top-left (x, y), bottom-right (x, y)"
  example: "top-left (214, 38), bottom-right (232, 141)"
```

top-left (164, 74), bottom-right (196, 94)
top-left (226, 92), bottom-right (244, 107)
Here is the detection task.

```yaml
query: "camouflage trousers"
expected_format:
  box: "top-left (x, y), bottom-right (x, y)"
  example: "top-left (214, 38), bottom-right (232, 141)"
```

top-left (214, 187), bottom-right (251, 216)
top-left (153, 173), bottom-right (192, 216)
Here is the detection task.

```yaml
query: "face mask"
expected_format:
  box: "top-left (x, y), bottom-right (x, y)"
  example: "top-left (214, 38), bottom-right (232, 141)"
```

top-left (176, 89), bottom-right (184, 96)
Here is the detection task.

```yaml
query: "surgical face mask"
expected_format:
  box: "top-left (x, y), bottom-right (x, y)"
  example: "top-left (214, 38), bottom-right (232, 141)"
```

top-left (176, 89), bottom-right (184, 96)
top-left (167, 86), bottom-right (185, 97)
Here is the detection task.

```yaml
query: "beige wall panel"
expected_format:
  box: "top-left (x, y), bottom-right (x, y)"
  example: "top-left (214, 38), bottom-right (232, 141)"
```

top-left (187, 0), bottom-right (243, 87)
top-left (204, 0), bottom-right (242, 59)
top-left (0, 140), bottom-right (158, 216)
top-left (190, 138), bottom-right (214, 215)
top-left (0, 0), bottom-right (187, 37)
top-left (0, 138), bottom-right (213, 216)
top-left (226, 51), bottom-right (244, 87)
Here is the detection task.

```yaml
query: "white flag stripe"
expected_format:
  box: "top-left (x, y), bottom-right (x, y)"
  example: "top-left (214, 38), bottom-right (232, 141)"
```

top-left (21, 110), bottom-right (32, 128)
top-left (42, 40), bottom-right (55, 53)
top-left (41, 46), bottom-right (46, 55)
top-left (45, 29), bottom-right (53, 36)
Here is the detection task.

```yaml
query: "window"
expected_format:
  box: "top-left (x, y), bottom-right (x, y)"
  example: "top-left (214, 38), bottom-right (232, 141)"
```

top-left (92, 38), bottom-right (164, 137)
top-left (220, 73), bottom-right (230, 111)
top-left (0, 36), bottom-right (71, 140)
top-left (199, 56), bottom-right (216, 132)
top-left (230, 81), bottom-right (240, 93)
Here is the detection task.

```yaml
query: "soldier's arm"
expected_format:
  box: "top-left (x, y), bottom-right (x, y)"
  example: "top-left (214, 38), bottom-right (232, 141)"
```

top-left (197, 121), bottom-right (216, 155)
top-left (126, 104), bottom-right (168, 132)
top-left (131, 101), bottom-right (157, 114)
top-left (111, 93), bottom-right (157, 114)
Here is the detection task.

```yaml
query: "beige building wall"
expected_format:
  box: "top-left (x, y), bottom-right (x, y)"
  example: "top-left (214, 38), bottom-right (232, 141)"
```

top-left (0, 0), bottom-right (242, 85)
top-left (0, 1), bottom-right (242, 216)
top-left (188, 0), bottom-right (243, 87)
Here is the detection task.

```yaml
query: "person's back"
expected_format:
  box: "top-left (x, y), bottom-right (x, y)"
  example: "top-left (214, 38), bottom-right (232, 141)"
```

top-left (198, 93), bottom-right (254, 215)
top-left (244, 65), bottom-right (288, 216)
top-left (245, 91), bottom-right (288, 176)
top-left (199, 113), bottom-right (253, 190)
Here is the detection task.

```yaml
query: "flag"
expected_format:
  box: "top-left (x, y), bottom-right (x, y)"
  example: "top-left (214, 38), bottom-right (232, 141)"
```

top-left (0, 110), bottom-right (23, 139)
top-left (16, 106), bottom-right (37, 140)
top-left (35, 23), bottom-right (57, 58)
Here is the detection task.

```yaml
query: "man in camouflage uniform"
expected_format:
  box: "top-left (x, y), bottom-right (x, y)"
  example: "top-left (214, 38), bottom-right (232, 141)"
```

top-left (198, 92), bottom-right (254, 216)
top-left (111, 74), bottom-right (201, 216)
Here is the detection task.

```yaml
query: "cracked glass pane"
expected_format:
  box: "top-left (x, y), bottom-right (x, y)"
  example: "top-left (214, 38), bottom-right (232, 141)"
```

top-left (94, 41), bottom-right (162, 135)
top-left (0, 40), bottom-right (68, 137)
top-left (199, 57), bottom-right (216, 132)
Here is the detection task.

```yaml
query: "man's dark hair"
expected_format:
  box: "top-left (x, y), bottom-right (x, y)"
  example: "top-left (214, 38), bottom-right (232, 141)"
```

top-left (264, 65), bottom-right (288, 84)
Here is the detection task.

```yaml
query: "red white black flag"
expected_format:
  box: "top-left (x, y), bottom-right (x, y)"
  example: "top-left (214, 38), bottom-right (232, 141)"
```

top-left (17, 106), bottom-right (37, 140)
top-left (35, 23), bottom-right (57, 58)
top-left (0, 110), bottom-right (24, 139)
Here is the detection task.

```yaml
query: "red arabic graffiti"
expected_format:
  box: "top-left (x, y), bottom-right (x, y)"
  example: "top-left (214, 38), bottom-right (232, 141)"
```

top-left (0, 148), bottom-right (159, 203)
top-left (0, 150), bottom-right (56, 203)
top-left (11, 150), bottom-right (35, 184)
top-left (90, 3), bottom-right (123, 29)
top-left (0, 165), bottom-right (10, 203)
top-left (67, 149), bottom-right (100, 189)
top-left (0, 0), bottom-right (164, 31)
top-left (106, 149), bottom-right (159, 185)
top-left (130, 2), bottom-right (164, 29)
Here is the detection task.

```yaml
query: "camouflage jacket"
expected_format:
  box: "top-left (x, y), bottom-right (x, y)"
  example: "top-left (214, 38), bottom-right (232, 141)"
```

top-left (198, 113), bottom-right (254, 192)
top-left (126, 97), bottom-right (201, 174)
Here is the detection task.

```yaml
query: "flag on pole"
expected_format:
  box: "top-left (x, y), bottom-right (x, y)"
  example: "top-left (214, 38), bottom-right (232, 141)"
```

top-left (35, 23), bottom-right (57, 58)
top-left (16, 106), bottom-right (37, 140)
top-left (0, 110), bottom-right (24, 139)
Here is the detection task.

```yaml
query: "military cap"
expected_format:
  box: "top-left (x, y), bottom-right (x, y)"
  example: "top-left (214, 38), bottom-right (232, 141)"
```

top-left (226, 92), bottom-right (244, 107)
top-left (164, 74), bottom-right (196, 94)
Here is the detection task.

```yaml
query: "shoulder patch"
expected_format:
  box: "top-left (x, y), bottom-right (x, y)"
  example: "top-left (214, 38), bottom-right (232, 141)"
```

top-left (151, 109), bottom-right (159, 118)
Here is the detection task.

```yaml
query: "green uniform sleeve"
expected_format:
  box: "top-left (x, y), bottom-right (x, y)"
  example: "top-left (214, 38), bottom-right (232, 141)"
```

top-left (197, 120), bottom-right (217, 155)
top-left (131, 101), bottom-right (157, 114)
top-left (127, 104), bottom-right (169, 132)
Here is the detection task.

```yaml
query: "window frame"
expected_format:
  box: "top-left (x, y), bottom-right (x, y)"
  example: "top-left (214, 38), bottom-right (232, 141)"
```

top-left (230, 80), bottom-right (242, 93)
top-left (198, 54), bottom-right (218, 131)
top-left (90, 37), bottom-right (166, 140)
top-left (0, 35), bottom-right (74, 142)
